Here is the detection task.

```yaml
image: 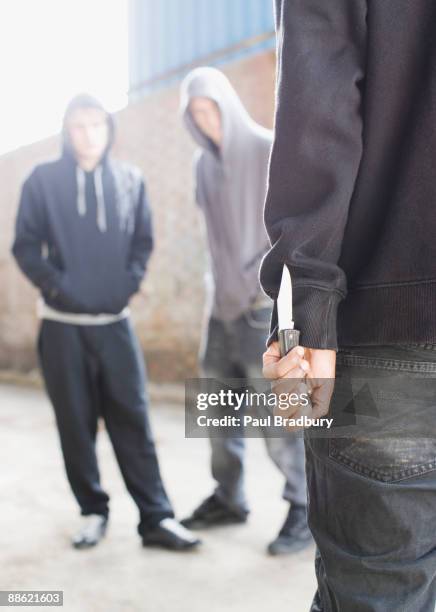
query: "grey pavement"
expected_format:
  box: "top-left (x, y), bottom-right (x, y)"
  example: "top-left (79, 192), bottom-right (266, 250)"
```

top-left (0, 383), bottom-right (316, 612)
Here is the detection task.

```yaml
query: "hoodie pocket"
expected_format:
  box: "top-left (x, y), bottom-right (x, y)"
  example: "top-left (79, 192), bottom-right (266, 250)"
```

top-left (48, 274), bottom-right (87, 313)
top-left (97, 270), bottom-right (139, 314)
top-left (48, 268), bottom-right (139, 315)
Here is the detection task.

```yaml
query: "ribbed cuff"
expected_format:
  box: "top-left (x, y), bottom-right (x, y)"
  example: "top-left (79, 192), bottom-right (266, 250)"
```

top-left (267, 287), bottom-right (343, 350)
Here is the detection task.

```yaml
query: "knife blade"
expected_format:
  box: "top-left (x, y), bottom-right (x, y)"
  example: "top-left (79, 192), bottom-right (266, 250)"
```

top-left (277, 264), bottom-right (300, 357)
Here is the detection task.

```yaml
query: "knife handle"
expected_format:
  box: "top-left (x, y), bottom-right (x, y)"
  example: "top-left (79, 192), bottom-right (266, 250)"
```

top-left (279, 329), bottom-right (300, 358)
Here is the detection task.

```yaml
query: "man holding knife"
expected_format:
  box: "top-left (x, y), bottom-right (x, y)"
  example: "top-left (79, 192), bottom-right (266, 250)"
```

top-left (261, 1), bottom-right (436, 610)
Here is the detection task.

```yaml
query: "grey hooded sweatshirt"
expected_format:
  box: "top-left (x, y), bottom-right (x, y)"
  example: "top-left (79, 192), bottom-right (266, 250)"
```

top-left (181, 67), bottom-right (272, 322)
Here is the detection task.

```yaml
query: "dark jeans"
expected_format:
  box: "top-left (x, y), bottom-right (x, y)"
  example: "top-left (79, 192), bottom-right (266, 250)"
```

top-left (307, 345), bottom-right (436, 612)
top-left (201, 307), bottom-right (307, 514)
top-left (38, 318), bottom-right (174, 535)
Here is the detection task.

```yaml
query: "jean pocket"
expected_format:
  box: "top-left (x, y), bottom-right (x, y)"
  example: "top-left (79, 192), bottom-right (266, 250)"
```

top-left (337, 349), bottom-right (436, 374)
top-left (328, 437), bottom-right (436, 483)
top-left (329, 348), bottom-right (436, 482)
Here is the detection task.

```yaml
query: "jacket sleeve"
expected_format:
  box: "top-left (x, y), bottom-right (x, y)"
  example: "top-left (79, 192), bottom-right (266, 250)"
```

top-left (12, 171), bottom-right (63, 299)
top-left (260, 0), bottom-right (367, 350)
top-left (126, 179), bottom-right (154, 294)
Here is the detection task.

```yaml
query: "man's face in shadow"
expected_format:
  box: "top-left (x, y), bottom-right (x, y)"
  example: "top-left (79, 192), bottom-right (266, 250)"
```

top-left (189, 97), bottom-right (222, 147)
top-left (66, 107), bottom-right (109, 167)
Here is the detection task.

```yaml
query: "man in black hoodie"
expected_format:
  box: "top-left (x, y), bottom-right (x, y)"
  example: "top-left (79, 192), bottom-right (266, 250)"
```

top-left (261, 1), bottom-right (436, 610)
top-left (12, 94), bottom-right (200, 552)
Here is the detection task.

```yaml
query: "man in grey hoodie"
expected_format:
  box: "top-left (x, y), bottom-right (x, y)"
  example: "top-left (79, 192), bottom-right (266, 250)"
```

top-left (180, 67), bottom-right (311, 555)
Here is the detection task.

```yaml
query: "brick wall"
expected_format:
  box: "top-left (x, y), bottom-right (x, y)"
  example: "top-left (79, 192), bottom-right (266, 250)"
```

top-left (0, 51), bottom-right (275, 381)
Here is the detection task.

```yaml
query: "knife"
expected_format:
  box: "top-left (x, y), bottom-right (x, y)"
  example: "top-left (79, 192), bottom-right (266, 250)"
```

top-left (277, 264), bottom-right (300, 357)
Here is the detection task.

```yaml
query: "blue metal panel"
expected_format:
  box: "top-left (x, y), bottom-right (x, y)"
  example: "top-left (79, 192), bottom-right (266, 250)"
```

top-left (129, 0), bottom-right (275, 96)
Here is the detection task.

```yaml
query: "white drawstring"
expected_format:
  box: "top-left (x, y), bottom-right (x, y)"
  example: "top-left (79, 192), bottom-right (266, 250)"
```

top-left (76, 166), bottom-right (86, 216)
top-left (75, 165), bottom-right (107, 232)
top-left (94, 165), bottom-right (107, 233)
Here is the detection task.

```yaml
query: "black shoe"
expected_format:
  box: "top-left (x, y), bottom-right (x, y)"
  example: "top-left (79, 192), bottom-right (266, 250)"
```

top-left (267, 505), bottom-right (313, 556)
top-left (180, 494), bottom-right (248, 530)
top-left (142, 518), bottom-right (201, 551)
top-left (72, 514), bottom-right (108, 550)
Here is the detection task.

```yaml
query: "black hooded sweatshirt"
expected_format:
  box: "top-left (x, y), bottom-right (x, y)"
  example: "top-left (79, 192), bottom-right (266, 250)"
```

top-left (260, 0), bottom-right (436, 350)
top-left (12, 97), bottom-right (153, 316)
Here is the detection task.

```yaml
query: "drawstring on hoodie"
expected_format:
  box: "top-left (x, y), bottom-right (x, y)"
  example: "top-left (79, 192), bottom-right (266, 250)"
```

top-left (76, 166), bottom-right (86, 217)
top-left (94, 165), bottom-right (107, 232)
top-left (75, 165), bottom-right (107, 233)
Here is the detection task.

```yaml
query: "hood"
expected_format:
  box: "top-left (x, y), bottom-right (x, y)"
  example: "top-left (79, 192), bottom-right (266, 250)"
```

top-left (180, 67), bottom-right (267, 160)
top-left (180, 68), bottom-right (273, 322)
top-left (61, 94), bottom-right (116, 233)
top-left (61, 93), bottom-right (115, 162)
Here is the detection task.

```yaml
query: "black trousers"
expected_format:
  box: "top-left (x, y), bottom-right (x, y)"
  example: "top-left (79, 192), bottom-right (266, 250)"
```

top-left (38, 317), bottom-right (173, 535)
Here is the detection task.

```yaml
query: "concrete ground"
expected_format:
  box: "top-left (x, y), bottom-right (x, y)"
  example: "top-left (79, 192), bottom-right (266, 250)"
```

top-left (0, 383), bottom-right (316, 612)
